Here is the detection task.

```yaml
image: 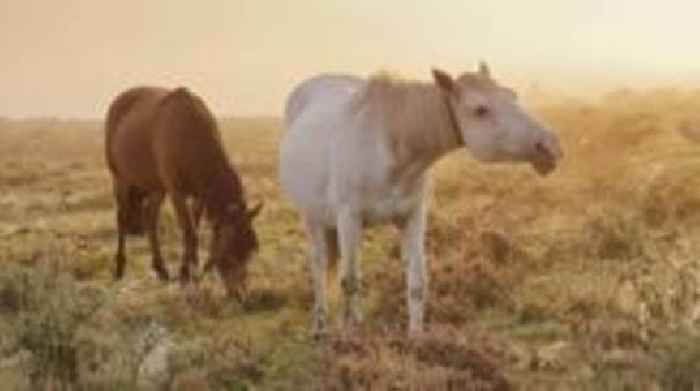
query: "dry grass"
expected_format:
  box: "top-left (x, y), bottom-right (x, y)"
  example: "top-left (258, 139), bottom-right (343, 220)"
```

top-left (3, 88), bottom-right (700, 389)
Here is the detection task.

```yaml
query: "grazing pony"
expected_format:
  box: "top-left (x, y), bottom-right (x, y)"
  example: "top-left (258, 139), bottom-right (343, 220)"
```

top-left (280, 63), bottom-right (562, 336)
top-left (105, 86), bottom-right (262, 296)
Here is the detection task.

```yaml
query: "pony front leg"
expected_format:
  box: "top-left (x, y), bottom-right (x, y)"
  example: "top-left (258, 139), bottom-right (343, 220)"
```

top-left (306, 219), bottom-right (330, 337)
top-left (338, 208), bottom-right (363, 331)
top-left (171, 193), bottom-right (198, 283)
top-left (399, 202), bottom-right (428, 336)
top-left (191, 197), bottom-right (205, 236)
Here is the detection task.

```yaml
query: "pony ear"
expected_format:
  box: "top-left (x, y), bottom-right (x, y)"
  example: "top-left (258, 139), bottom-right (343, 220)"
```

top-left (432, 68), bottom-right (456, 94)
top-left (478, 61), bottom-right (491, 79)
top-left (247, 201), bottom-right (264, 220)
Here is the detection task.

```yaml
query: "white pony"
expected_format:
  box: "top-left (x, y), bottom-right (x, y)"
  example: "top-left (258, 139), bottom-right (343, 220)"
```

top-left (279, 63), bottom-right (562, 336)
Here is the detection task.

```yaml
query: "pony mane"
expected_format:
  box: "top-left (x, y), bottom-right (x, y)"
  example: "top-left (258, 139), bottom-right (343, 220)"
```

top-left (161, 87), bottom-right (228, 160)
top-left (162, 87), bottom-right (220, 137)
top-left (160, 87), bottom-right (244, 219)
top-left (455, 72), bottom-right (502, 92)
top-left (352, 73), bottom-right (457, 161)
top-left (352, 72), bottom-right (504, 161)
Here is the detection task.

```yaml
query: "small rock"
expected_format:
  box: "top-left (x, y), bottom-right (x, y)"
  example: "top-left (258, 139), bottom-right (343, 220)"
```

top-left (136, 323), bottom-right (173, 390)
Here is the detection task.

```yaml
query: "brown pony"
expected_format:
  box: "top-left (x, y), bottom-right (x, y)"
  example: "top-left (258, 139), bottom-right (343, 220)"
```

top-left (105, 86), bottom-right (262, 296)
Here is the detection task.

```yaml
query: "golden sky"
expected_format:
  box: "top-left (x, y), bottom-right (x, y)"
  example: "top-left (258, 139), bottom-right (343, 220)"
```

top-left (2, 0), bottom-right (699, 118)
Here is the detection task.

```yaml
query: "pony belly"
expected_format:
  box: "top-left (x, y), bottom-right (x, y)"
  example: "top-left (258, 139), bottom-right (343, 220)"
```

top-left (361, 193), bottom-right (419, 226)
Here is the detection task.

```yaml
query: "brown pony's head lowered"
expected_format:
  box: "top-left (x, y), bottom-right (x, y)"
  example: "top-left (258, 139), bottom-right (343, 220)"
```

top-left (205, 201), bottom-right (263, 298)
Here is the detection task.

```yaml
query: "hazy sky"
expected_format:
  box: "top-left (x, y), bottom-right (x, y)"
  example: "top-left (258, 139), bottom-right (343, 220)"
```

top-left (2, 0), bottom-right (699, 118)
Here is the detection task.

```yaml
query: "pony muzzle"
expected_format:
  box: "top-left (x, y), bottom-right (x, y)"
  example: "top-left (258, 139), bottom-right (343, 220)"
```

top-left (531, 139), bottom-right (561, 176)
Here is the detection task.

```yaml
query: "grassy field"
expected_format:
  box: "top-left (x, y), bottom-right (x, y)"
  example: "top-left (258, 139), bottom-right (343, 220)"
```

top-left (3, 88), bottom-right (700, 390)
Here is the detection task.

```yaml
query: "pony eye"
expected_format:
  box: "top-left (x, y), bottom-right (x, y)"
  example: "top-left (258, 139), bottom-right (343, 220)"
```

top-left (474, 105), bottom-right (489, 117)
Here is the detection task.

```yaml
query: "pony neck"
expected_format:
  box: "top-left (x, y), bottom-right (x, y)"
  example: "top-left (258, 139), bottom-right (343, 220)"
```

top-left (393, 85), bottom-right (464, 170)
top-left (202, 165), bottom-right (245, 220)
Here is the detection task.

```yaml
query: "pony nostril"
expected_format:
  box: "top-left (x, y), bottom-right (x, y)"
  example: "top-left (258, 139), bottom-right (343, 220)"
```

top-left (535, 141), bottom-right (545, 153)
top-left (535, 141), bottom-right (553, 159)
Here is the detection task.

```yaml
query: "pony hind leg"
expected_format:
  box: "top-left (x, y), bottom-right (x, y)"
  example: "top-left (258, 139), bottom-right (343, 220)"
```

top-left (116, 185), bottom-right (146, 235)
top-left (337, 208), bottom-right (363, 332)
top-left (144, 192), bottom-right (169, 281)
top-left (114, 204), bottom-right (128, 280)
top-left (306, 220), bottom-right (335, 337)
top-left (113, 180), bottom-right (136, 280)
